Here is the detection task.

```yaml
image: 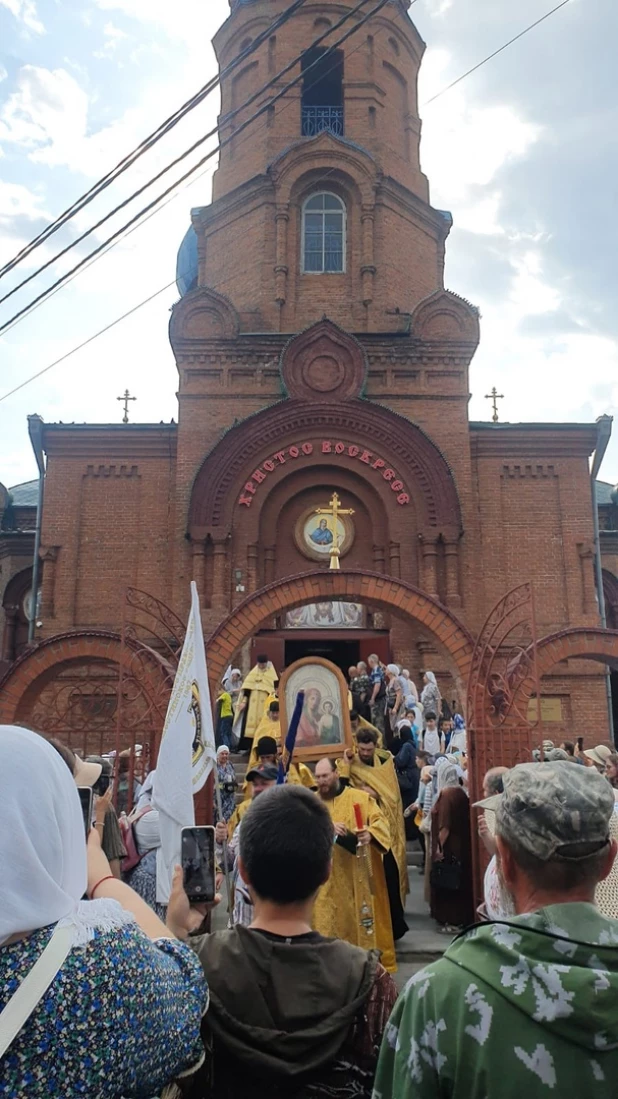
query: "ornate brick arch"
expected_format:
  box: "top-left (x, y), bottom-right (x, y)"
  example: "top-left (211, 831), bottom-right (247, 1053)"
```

top-left (188, 397), bottom-right (463, 539)
top-left (509, 626), bottom-right (618, 715)
top-left (205, 568), bottom-right (474, 690)
top-left (0, 631), bottom-right (172, 753)
top-left (269, 131), bottom-right (379, 207)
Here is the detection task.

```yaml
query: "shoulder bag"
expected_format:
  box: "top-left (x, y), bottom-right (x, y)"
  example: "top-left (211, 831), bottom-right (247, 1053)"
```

top-left (430, 855), bottom-right (462, 892)
top-left (0, 924), bottom-right (74, 1059)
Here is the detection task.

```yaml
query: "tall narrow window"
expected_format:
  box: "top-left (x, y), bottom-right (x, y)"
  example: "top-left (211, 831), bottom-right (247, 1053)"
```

top-left (302, 192), bottom-right (345, 274)
top-left (301, 47), bottom-right (344, 137)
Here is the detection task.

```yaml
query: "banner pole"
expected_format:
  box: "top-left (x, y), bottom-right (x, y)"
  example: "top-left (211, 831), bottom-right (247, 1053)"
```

top-left (213, 774), bottom-right (234, 923)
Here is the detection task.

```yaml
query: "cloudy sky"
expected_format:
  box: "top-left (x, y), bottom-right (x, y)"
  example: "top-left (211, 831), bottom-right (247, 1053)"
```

top-left (1, 0), bottom-right (617, 489)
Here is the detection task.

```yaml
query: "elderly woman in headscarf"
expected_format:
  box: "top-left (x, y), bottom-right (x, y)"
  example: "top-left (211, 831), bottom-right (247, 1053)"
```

top-left (122, 770), bottom-right (167, 919)
top-left (420, 670), bottom-right (441, 724)
top-left (215, 745), bottom-right (237, 823)
top-left (430, 758), bottom-right (473, 933)
top-left (0, 727), bottom-right (206, 1097)
top-left (384, 663), bottom-right (406, 747)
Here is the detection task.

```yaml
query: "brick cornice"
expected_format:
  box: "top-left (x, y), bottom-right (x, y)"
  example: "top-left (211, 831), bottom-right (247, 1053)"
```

top-left (470, 423), bottom-right (598, 459)
top-left (41, 424), bottom-right (178, 460)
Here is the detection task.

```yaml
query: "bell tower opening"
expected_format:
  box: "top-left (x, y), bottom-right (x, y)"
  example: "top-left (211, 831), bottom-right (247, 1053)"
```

top-left (301, 46), bottom-right (344, 137)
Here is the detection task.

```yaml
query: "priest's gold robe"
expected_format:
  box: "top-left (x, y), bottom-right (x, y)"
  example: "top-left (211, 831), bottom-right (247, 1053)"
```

top-left (246, 717), bottom-right (282, 771)
top-left (312, 786), bottom-right (396, 973)
top-left (235, 662), bottom-right (278, 742)
top-left (338, 749), bottom-right (408, 905)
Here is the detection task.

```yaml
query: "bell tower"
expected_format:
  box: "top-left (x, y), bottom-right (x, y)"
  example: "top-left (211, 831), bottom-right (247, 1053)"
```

top-left (212, 0), bottom-right (429, 203)
top-left (179, 0), bottom-right (453, 333)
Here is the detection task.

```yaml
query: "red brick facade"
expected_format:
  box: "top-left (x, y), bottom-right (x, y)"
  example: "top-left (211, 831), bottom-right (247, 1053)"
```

top-left (0, 0), bottom-right (615, 744)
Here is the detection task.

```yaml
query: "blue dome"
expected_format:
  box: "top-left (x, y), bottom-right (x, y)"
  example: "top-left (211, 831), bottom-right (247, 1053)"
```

top-left (176, 225), bottom-right (198, 297)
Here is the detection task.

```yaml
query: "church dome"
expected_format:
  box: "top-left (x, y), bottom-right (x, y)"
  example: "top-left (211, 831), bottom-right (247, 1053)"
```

top-left (175, 224), bottom-right (199, 298)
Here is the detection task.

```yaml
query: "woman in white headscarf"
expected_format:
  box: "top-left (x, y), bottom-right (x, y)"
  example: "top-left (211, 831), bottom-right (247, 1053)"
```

top-left (0, 727), bottom-right (206, 1097)
top-left (215, 746), bottom-right (238, 823)
top-left (122, 770), bottom-right (167, 919)
top-left (385, 663), bottom-right (406, 743)
top-left (430, 759), bottom-right (473, 933)
top-left (222, 667), bottom-right (243, 707)
top-left (420, 670), bottom-right (441, 723)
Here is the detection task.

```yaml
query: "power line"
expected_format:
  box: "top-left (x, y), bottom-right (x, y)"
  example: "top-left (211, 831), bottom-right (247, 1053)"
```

top-left (0, 277), bottom-right (179, 403)
top-left (0, 0), bottom-right (388, 337)
top-left (423, 0), bottom-right (573, 106)
top-left (0, 0), bottom-right (310, 281)
top-left (0, 0), bottom-right (398, 401)
top-left (0, 0), bottom-right (377, 314)
top-left (0, 0), bottom-right (374, 342)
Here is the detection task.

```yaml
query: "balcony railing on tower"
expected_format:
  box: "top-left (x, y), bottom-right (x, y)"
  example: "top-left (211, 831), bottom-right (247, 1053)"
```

top-left (301, 106), bottom-right (344, 138)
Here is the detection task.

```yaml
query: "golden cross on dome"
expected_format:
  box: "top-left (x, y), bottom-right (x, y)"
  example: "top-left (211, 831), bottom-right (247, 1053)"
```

top-left (314, 492), bottom-right (355, 570)
top-left (485, 386), bottom-right (504, 423)
top-left (117, 389), bottom-right (137, 424)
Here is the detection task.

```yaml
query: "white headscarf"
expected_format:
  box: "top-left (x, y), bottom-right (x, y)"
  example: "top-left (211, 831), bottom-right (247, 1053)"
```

top-left (223, 668), bottom-right (242, 692)
top-left (0, 726), bottom-right (132, 946)
top-left (436, 761), bottom-right (461, 793)
top-left (424, 671), bottom-right (438, 687)
top-left (135, 770), bottom-right (156, 812)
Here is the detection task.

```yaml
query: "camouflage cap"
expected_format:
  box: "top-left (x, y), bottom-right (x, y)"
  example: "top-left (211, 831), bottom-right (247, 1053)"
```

top-left (476, 761), bottom-right (614, 861)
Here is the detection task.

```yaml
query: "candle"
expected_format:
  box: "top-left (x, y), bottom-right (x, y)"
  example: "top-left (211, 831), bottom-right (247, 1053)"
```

top-left (353, 803), bottom-right (364, 831)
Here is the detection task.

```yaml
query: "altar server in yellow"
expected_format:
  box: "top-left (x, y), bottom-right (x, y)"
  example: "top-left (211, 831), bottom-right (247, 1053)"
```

top-left (313, 758), bottom-right (397, 973)
top-left (242, 731), bottom-right (315, 798)
top-left (338, 727), bottom-right (409, 940)
top-left (234, 654), bottom-right (277, 750)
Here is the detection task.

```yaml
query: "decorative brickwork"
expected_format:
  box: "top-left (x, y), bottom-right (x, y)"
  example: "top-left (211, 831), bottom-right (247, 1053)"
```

top-left (205, 568), bottom-right (474, 691)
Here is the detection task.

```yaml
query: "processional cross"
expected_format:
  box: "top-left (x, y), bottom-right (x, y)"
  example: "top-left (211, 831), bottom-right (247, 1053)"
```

top-left (117, 389), bottom-right (137, 424)
top-left (314, 492), bottom-right (355, 570)
top-left (484, 386), bottom-right (504, 423)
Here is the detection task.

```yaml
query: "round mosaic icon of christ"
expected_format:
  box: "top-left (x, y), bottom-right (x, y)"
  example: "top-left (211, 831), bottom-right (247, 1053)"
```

top-left (297, 509), bottom-right (354, 562)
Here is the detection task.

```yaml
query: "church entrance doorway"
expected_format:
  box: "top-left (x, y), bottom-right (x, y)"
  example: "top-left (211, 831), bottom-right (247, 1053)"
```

top-left (250, 629), bottom-right (391, 679)
top-left (285, 636), bottom-right (360, 676)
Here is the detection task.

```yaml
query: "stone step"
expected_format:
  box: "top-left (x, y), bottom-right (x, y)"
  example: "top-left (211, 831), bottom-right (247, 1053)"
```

top-left (396, 866), bottom-right (447, 967)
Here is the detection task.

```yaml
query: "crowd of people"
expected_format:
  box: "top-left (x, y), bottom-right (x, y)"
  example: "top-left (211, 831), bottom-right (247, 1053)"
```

top-left (3, 659), bottom-right (618, 1097)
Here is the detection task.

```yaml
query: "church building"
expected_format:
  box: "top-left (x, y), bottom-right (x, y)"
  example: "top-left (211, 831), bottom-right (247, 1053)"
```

top-left (1, 0), bottom-right (616, 750)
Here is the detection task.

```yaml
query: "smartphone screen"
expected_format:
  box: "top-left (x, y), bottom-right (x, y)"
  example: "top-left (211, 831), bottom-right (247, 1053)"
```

top-left (181, 826), bottom-right (215, 903)
top-left (77, 787), bottom-right (93, 840)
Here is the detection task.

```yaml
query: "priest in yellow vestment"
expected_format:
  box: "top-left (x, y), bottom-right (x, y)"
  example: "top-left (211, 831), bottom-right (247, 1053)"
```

top-left (312, 758), bottom-right (397, 973)
top-left (337, 727), bottom-right (409, 940)
top-left (234, 655), bottom-right (277, 748)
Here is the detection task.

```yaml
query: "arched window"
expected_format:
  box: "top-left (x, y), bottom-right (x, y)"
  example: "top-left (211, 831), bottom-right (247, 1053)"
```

top-left (302, 192), bottom-right (346, 274)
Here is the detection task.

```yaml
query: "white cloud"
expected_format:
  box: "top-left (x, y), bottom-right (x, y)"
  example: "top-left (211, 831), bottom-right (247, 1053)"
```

top-left (0, 180), bottom-right (49, 220)
top-left (94, 21), bottom-right (129, 59)
top-left (421, 60), bottom-right (540, 195)
top-left (93, 0), bottom-right (224, 46)
top-left (0, 0), bottom-right (44, 35)
top-left (0, 66), bottom-right (89, 165)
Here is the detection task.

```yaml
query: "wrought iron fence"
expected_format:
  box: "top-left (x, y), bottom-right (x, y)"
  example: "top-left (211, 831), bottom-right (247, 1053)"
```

top-left (302, 106), bottom-right (344, 137)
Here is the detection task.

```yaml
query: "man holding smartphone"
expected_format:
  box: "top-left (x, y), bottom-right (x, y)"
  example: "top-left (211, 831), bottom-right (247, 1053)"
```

top-left (167, 785), bottom-right (398, 1098)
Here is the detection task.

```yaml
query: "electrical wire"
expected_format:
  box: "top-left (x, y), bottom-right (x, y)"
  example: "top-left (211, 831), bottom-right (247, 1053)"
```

top-left (422, 0), bottom-right (573, 106)
top-left (0, 0), bottom-right (396, 403)
top-left (0, 0), bottom-right (311, 280)
top-left (0, 0), bottom-right (388, 336)
top-left (0, 0), bottom-right (377, 344)
top-left (0, 278), bottom-right (180, 403)
top-left (9, 0), bottom-right (574, 404)
top-left (0, 0), bottom-right (379, 314)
